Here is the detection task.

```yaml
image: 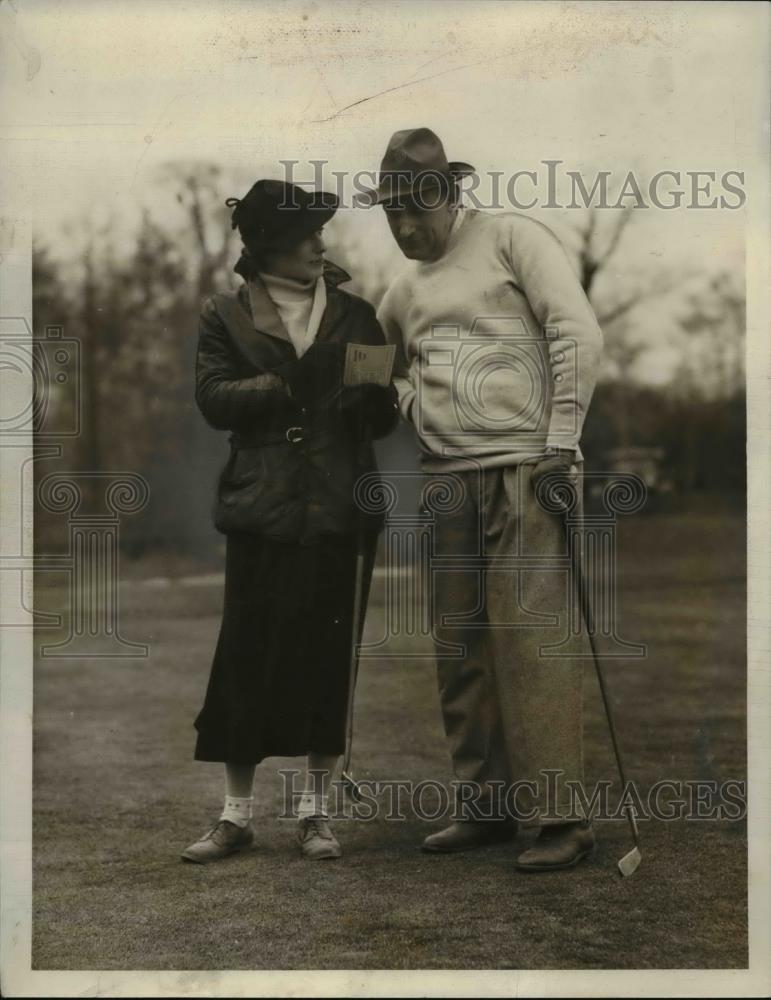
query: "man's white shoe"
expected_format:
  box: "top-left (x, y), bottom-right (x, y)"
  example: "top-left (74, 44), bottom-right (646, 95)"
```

top-left (297, 816), bottom-right (342, 860)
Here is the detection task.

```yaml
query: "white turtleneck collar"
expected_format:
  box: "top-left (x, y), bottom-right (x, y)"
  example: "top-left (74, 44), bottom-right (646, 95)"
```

top-left (258, 271), bottom-right (315, 301)
top-left (256, 271), bottom-right (327, 357)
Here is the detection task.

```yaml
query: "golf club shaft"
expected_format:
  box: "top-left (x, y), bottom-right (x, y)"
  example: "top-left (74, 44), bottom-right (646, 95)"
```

top-left (343, 544), bottom-right (365, 774)
top-left (567, 518), bottom-right (640, 847)
top-left (343, 431), bottom-right (370, 778)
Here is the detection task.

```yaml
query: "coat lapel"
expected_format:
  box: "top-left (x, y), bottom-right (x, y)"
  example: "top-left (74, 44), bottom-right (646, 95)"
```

top-left (247, 275), bottom-right (292, 344)
top-left (222, 260), bottom-right (353, 369)
top-left (314, 261), bottom-right (351, 344)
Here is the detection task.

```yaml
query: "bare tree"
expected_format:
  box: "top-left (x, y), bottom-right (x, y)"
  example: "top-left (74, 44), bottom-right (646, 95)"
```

top-left (676, 269), bottom-right (745, 401)
top-left (566, 204), bottom-right (696, 326)
top-left (156, 160), bottom-right (238, 302)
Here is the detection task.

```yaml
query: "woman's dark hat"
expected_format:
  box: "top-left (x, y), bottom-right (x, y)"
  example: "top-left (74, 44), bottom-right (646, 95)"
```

top-left (226, 179), bottom-right (338, 251)
top-left (355, 127), bottom-right (475, 207)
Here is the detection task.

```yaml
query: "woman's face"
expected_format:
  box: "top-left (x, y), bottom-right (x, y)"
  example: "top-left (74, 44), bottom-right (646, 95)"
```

top-left (261, 228), bottom-right (326, 282)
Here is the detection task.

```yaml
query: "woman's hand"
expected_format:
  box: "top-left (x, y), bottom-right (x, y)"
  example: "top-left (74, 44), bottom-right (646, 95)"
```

top-left (275, 343), bottom-right (345, 409)
top-left (196, 301), bottom-right (294, 431)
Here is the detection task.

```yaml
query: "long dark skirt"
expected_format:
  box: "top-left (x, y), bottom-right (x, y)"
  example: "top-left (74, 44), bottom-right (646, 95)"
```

top-left (194, 531), bottom-right (373, 764)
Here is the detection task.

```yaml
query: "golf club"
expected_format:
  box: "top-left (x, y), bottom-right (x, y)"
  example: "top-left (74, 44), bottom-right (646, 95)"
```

top-left (341, 535), bottom-right (365, 802)
top-left (538, 472), bottom-right (642, 877)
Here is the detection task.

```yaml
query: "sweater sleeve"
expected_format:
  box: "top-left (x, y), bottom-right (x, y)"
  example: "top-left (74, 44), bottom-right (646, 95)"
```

top-left (195, 297), bottom-right (290, 431)
top-left (376, 279), bottom-right (417, 423)
top-left (505, 217), bottom-right (604, 453)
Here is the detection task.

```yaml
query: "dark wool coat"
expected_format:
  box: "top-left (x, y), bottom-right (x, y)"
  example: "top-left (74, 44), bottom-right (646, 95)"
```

top-left (195, 261), bottom-right (398, 544)
top-left (193, 262), bottom-right (397, 763)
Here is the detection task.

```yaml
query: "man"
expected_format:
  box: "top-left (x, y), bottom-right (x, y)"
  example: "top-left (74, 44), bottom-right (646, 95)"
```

top-left (360, 128), bottom-right (603, 870)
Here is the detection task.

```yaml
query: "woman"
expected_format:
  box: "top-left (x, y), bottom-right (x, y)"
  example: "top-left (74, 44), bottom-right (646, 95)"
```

top-left (182, 179), bottom-right (397, 863)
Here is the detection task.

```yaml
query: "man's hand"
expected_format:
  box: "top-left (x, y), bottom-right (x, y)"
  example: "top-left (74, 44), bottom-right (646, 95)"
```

top-left (340, 383), bottom-right (399, 438)
top-left (532, 448), bottom-right (578, 506)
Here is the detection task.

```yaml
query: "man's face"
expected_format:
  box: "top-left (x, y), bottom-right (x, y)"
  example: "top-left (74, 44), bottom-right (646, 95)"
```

top-left (382, 184), bottom-right (456, 262)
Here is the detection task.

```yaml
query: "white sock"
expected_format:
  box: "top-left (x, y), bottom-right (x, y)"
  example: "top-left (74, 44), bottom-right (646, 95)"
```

top-left (220, 795), bottom-right (253, 828)
top-left (298, 792), bottom-right (328, 820)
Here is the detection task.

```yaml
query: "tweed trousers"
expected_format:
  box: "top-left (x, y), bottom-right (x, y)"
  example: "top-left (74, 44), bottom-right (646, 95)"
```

top-left (426, 460), bottom-right (591, 823)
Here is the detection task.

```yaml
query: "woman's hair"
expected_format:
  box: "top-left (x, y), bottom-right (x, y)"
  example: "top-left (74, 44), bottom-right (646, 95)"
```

top-left (234, 236), bottom-right (302, 280)
top-left (234, 242), bottom-right (268, 280)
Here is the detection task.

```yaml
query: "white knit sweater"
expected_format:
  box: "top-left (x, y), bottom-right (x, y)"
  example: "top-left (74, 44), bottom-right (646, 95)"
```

top-left (376, 209), bottom-right (603, 470)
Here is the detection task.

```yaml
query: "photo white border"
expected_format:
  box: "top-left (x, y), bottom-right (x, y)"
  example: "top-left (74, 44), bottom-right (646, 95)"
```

top-left (1, 1), bottom-right (769, 996)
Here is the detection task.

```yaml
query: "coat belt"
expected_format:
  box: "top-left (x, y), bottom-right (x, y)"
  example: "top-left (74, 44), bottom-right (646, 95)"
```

top-left (230, 424), bottom-right (341, 448)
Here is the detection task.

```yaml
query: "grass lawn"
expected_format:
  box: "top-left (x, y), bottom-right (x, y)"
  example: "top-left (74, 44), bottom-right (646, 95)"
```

top-left (32, 512), bottom-right (747, 970)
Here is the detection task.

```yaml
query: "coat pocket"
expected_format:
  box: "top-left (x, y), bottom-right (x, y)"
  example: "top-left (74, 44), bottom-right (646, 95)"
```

top-left (214, 444), bottom-right (306, 538)
top-left (228, 447), bottom-right (267, 486)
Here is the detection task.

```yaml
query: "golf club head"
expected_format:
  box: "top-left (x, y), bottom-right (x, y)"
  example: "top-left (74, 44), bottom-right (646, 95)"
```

top-left (617, 846), bottom-right (642, 877)
top-left (341, 770), bottom-right (363, 802)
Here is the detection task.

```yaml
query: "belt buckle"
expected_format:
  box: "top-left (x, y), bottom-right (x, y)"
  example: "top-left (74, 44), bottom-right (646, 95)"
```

top-left (285, 425), bottom-right (304, 444)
